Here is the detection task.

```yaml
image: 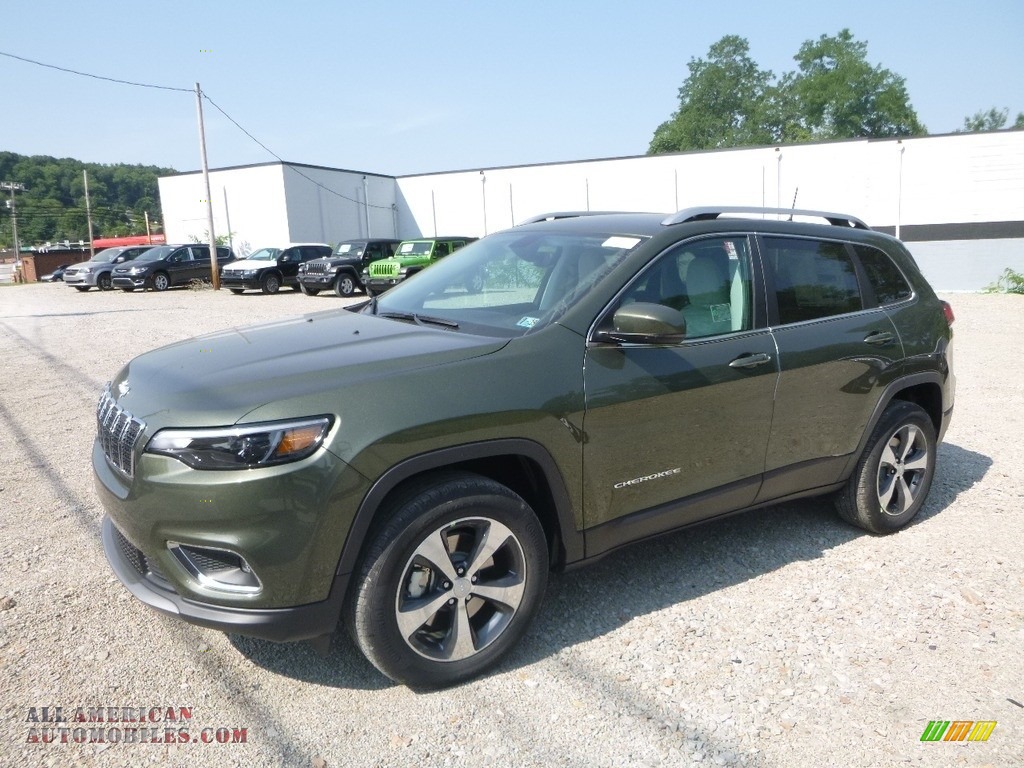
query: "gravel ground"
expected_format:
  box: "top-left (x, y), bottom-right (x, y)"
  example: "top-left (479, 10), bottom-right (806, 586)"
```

top-left (0, 283), bottom-right (1021, 768)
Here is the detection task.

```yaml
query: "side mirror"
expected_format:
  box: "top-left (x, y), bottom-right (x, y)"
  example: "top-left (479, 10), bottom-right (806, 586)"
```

top-left (592, 302), bottom-right (686, 345)
top-left (113, 256), bottom-right (124, 263)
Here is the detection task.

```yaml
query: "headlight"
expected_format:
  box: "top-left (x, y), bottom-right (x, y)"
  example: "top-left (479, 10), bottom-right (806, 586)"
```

top-left (145, 416), bottom-right (332, 470)
top-left (398, 267), bottom-right (409, 276)
top-left (128, 266), bottom-right (145, 274)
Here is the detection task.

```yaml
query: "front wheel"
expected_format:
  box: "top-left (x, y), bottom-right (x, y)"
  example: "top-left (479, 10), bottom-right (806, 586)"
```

top-left (347, 472), bottom-right (548, 688)
top-left (260, 273), bottom-right (281, 294)
top-left (835, 401), bottom-right (937, 534)
top-left (334, 273), bottom-right (356, 297)
top-left (98, 273), bottom-right (113, 291)
top-left (151, 272), bottom-right (170, 292)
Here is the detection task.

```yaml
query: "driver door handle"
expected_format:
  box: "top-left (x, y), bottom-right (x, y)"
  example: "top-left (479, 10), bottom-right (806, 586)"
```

top-left (729, 352), bottom-right (773, 369)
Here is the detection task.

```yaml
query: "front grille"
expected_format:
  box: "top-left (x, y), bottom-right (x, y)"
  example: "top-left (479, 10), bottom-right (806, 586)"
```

top-left (370, 262), bottom-right (398, 278)
top-left (112, 526), bottom-right (169, 585)
top-left (97, 389), bottom-right (145, 477)
top-left (304, 262), bottom-right (330, 275)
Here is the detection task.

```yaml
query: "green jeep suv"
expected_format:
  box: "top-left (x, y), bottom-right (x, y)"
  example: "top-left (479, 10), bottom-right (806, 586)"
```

top-left (362, 236), bottom-right (474, 296)
top-left (95, 207), bottom-right (954, 687)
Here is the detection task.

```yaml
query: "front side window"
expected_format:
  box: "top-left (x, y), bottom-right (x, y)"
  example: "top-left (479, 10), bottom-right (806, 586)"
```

top-left (854, 244), bottom-right (912, 305)
top-left (763, 237), bottom-right (863, 324)
top-left (611, 236), bottom-right (754, 340)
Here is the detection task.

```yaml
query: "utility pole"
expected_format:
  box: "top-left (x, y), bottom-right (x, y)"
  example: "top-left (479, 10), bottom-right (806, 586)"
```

top-left (2, 182), bottom-right (26, 276)
top-left (83, 170), bottom-right (95, 258)
top-left (144, 211), bottom-right (152, 243)
top-left (195, 82), bottom-right (219, 289)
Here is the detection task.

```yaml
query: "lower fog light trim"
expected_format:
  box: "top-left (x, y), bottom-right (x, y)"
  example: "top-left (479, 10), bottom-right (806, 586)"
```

top-left (167, 542), bottom-right (263, 595)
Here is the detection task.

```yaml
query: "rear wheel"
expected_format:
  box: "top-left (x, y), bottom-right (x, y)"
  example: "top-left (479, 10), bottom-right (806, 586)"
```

top-left (151, 272), bottom-right (170, 292)
top-left (334, 273), bottom-right (356, 297)
top-left (261, 273), bottom-right (281, 294)
top-left (836, 401), bottom-right (936, 534)
top-left (98, 273), bottom-right (113, 291)
top-left (348, 472), bottom-right (548, 688)
top-left (300, 283), bottom-right (320, 296)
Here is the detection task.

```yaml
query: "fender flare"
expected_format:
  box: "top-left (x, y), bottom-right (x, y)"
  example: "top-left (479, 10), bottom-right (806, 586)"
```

top-left (334, 439), bottom-right (582, 578)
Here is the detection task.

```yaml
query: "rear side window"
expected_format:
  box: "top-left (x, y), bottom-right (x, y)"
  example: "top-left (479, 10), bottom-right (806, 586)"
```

top-left (854, 244), bottom-right (912, 305)
top-left (763, 237), bottom-right (863, 324)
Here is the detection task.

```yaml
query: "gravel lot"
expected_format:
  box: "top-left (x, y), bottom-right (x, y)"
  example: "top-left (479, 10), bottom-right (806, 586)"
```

top-left (0, 283), bottom-right (1021, 768)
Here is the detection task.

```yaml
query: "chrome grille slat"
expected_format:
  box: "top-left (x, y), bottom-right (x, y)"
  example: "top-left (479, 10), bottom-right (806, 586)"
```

top-left (96, 388), bottom-right (145, 478)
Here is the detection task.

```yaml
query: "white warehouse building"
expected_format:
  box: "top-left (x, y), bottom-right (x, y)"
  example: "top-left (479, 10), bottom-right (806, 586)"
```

top-left (157, 130), bottom-right (1024, 291)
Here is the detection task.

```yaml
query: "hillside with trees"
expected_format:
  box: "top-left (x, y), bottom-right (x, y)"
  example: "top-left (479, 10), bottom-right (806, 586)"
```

top-left (0, 152), bottom-right (175, 248)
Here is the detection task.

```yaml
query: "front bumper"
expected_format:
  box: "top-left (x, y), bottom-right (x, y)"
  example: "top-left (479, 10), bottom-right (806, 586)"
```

top-left (112, 275), bottom-right (148, 289)
top-left (298, 273), bottom-right (339, 288)
top-left (93, 436), bottom-right (371, 641)
top-left (220, 274), bottom-right (261, 289)
top-left (102, 516), bottom-right (348, 641)
top-left (365, 277), bottom-right (403, 292)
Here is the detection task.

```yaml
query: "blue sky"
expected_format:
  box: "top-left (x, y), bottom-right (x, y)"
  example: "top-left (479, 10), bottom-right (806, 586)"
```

top-left (3, 1), bottom-right (1022, 176)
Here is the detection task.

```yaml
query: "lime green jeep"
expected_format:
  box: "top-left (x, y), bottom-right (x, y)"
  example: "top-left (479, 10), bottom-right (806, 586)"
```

top-left (362, 237), bottom-right (475, 296)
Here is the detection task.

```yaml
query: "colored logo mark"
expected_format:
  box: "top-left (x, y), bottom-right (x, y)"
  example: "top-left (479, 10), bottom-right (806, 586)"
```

top-left (920, 720), bottom-right (996, 742)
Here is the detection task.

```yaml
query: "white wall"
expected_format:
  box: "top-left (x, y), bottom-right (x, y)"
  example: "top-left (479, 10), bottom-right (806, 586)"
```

top-left (158, 131), bottom-right (1024, 289)
top-left (159, 165), bottom-right (289, 256)
top-left (281, 165), bottom-right (398, 245)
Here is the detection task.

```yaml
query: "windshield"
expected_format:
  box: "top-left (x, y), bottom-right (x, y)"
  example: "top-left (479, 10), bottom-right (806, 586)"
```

top-left (333, 242), bottom-right (364, 257)
top-left (136, 246), bottom-right (173, 262)
top-left (397, 241), bottom-right (434, 255)
top-left (370, 231), bottom-right (645, 337)
top-left (246, 248), bottom-right (281, 261)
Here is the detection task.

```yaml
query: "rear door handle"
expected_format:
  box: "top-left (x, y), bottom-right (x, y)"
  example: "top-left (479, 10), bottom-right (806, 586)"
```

top-left (864, 331), bottom-right (896, 346)
top-left (729, 352), bottom-right (773, 369)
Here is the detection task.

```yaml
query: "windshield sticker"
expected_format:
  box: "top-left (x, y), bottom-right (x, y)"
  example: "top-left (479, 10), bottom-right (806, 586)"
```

top-left (516, 316), bottom-right (539, 329)
top-left (399, 243), bottom-right (415, 253)
top-left (602, 236), bottom-right (641, 250)
top-left (723, 240), bottom-right (738, 258)
top-left (337, 244), bottom-right (352, 253)
top-left (710, 304), bottom-right (731, 323)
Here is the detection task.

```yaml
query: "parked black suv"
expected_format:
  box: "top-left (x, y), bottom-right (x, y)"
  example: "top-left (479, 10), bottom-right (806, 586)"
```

top-left (297, 239), bottom-right (401, 297)
top-left (220, 243), bottom-right (332, 294)
top-left (95, 207), bottom-right (953, 688)
top-left (111, 244), bottom-right (235, 291)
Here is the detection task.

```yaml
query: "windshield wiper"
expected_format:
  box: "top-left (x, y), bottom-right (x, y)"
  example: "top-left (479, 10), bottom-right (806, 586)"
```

top-left (378, 311), bottom-right (459, 330)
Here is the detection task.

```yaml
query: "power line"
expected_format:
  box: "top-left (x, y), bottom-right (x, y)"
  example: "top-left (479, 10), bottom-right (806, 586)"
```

top-left (201, 93), bottom-right (394, 210)
top-left (0, 49), bottom-right (191, 92)
top-left (1, 49), bottom-right (391, 213)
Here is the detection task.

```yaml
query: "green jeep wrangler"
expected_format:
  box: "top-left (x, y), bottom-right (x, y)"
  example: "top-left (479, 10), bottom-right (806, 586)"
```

top-left (95, 207), bottom-right (954, 688)
top-left (362, 236), bottom-right (475, 296)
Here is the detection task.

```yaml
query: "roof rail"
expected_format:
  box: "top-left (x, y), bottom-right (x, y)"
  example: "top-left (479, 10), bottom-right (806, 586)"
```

top-left (517, 211), bottom-right (626, 225)
top-left (662, 206), bottom-right (869, 230)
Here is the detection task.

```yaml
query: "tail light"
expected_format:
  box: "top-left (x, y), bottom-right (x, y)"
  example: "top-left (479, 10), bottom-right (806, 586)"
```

top-left (940, 300), bottom-right (955, 326)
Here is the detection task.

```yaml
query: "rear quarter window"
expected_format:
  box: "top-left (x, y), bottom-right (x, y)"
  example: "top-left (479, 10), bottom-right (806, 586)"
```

top-left (853, 244), bottom-right (912, 305)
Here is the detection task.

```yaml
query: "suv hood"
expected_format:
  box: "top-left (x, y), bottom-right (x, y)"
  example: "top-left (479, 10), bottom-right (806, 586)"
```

top-left (221, 258), bottom-right (268, 271)
top-left (109, 309), bottom-right (507, 427)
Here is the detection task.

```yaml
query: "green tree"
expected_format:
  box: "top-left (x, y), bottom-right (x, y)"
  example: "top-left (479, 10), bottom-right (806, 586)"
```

top-left (958, 107), bottom-right (1024, 132)
top-left (784, 29), bottom-right (925, 140)
top-left (649, 35), bottom-right (776, 154)
top-left (649, 30), bottom-right (926, 154)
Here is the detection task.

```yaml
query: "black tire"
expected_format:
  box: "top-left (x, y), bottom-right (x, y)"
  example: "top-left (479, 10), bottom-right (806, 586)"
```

top-left (347, 472), bottom-right (548, 688)
top-left (260, 273), bottom-right (281, 295)
top-left (151, 272), bottom-right (170, 292)
top-left (120, 287), bottom-right (135, 293)
top-left (299, 283), bottom-right (320, 296)
top-left (229, 288), bottom-right (244, 295)
top-left (334, 273), bottom-right (356, 297)
top-left (365, 286), bottom-right (377, 298)
top-left (835, 401), bottom-right (936, 534)
top-left (291, 284), bottom-right (303, 292)
top-left (98, 273), bottom-right (113, 291)
top-left (74, 286), bottom-right (90, 292)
